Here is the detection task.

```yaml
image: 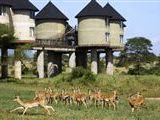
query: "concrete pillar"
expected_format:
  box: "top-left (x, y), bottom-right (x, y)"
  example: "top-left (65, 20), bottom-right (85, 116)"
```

top-left (1, 48), bottom-right (8, 78)
top-left (68, 52), bottom-right (76, 72)
top-left (47, 51), bottom-right (62, 77)
top-left (106, 49), bottom-right (114, 75)
top-left (97, 52), bottom-right (100, 73)
top-left (37, 50), bottom-right (45, 78)
top-left (14, 49), bottom-right (22, 79)
top-left (91, 49), bottom-right (98, 74)
top-left (14, 60), bottom-right (22, 79)
top-left (76, 50), bottom-right (87, 68)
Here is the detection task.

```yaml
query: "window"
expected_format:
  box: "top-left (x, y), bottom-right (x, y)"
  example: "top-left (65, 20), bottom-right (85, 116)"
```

top-left (120, 35), bottom-right (123, 43)
top-left (0, 6), bottom-right (6, 16)
top-left (120, 21), bottom-right (123, 29)
top-left (105, 18), bottom-right (110, 28)
top-left (105, 32), bottom-right (110, 42)
top-left (0, 6), bottom-right (2, 15)
top-left (30, 11), bottom-right (35, 19)
top-left (30, 27), bottom-right (35, 37)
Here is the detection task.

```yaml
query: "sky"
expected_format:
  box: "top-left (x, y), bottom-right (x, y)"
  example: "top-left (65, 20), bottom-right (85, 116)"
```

top-left (30, 0), bottom-right (160, 55)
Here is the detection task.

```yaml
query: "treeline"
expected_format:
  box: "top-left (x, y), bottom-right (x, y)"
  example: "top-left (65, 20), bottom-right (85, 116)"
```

top-left (116, 37), bottom-right (160, 75)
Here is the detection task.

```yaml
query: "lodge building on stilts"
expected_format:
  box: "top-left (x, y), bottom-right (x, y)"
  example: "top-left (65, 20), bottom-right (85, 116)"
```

top-left (0, 0), bottom-right (126, 79)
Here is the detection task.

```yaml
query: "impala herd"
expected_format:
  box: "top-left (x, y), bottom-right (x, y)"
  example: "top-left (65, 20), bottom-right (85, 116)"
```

top-left (10, 87), bottom-right (145, 115)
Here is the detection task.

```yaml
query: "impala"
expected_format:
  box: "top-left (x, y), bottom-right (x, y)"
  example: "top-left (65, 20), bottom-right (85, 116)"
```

top-left (128, 92), bottom-right (145, 112)
top-left (10, 96), bottom-right (55, 115)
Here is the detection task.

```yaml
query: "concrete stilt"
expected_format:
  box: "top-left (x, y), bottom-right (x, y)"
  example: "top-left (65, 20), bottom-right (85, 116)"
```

top-left (14, 49), bottom-right (22, 79)
top-left (1, 48), bottom-right (8, 78)
top-left (91, 49), bottom-right (98, 74)
top-left (47, 51), bottom-right (62, 77)
top-left (97, 52), bottom-right (100, 72)
top-left (76, 50), bottom-right (87, 68)
top-left (68, 52), bottom-right (76, 72)
top-left (37, 50), bottom-right (45, 78)
top-left (14, 60), bottom-right (22, 79)
top-left (106, 49), bottom-right (114, 75)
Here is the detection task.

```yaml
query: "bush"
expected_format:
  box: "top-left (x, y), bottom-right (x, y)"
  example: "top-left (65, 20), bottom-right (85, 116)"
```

top-left (70, 67), bottom-right (96, 83)
top-left (71, 67), bottom-right (86, 79)
top-left (83, 70), bottom-right (96, 82)
top-left (149, 67), bottom-right (160, 76)
top-left (128, 65), bottom-right (160, 76)
top-left (128, 66), bottom-right (148, 75)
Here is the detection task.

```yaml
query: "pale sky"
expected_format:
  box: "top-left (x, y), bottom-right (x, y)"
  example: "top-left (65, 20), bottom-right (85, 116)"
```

top-left (30, 0), bottom-right (160, 55)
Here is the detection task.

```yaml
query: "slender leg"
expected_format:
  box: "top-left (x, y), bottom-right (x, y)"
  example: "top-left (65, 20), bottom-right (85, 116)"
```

top-left (22, 107), bottom-right (28, 115)
top-left (132, 107), bottom-right (135, 112)
top-left (45, 105), bottom-right (55, 112)
top-left (41, 105), bottom-right (51, 115)
top-left (69, 98), bottom-right (72, 105)
top-left (102, 100), bottom-right (105, 109)
top-left (10, 107), bottom-right (24, 113)
top-left (94, 100), bottom-right (97, 107)
top-left (110, 101), bottom-right (116, 110)
top-left (54, 97), bottom-right (58, 104)
top-left (82, 100), bottom-right (87, 108)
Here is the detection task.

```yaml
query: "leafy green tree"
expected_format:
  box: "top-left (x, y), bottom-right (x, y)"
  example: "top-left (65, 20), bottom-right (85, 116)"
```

top-left (118, 37), bottom-right (156, 74)
top-left (0, 24), bottom-right (16, 78)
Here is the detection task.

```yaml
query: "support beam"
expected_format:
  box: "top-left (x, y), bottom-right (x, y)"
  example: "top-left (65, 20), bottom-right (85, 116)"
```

top-left (68, 52), bottom-right (76, 72)
top-left (76, 50), bottom-right (87, 68)
top-left (106, 49), bottom-right (114, 75)
top-left (37, 50), bottom-right (45, 78)
top-left (14, 60), bottom-right (22, 79)
top-left (1, 48), bottom-right (8, 78)
top-left (14, 49), bottom-right (22, 80)
top-left (47, 51), bottom-right (62, 77)
top-left (91, 49), bottom-right (98, 74)
top-left (97, 53), bottom-right (100, 73)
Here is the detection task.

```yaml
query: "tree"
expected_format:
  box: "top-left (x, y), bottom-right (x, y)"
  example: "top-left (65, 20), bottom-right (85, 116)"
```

top-left (118, 37), bottom-right (156, 74)
top-left (0, 24), bottom-right (16, 79)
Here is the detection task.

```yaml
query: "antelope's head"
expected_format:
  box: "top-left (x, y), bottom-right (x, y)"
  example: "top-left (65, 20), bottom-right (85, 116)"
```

top-left (13, 96), bottom-right (20, 102)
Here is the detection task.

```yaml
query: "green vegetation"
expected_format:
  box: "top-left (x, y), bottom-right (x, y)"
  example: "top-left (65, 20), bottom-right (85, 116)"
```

top-left (0, 23), bottom-right (16, 78)
top-left (69, 67), bottom-right (96, 84)
top-left (118, 37), bottom-right (159, 75)
top-left (0, 74), bottom-right (160, 120)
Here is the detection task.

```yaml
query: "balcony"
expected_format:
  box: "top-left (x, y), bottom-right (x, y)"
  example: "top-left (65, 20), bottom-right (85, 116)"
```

top-left (34, 38), bottom-right (76, 48)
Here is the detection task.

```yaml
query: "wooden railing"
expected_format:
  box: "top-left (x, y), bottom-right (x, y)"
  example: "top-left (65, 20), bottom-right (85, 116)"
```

top-left (34, 38), bottom-right (76, 48)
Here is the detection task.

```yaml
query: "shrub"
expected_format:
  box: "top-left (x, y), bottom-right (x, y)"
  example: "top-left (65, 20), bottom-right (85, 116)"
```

top-left (128, 66), bottom-right (148, 75)
top-left (149, 67), bottom-right (160, 76)
top-left (83, 70), bottom-right (96, 82)
top-left (70, 67), bottom-right (96, 83)
top-left (128, 65), bottom-right (160, 76)
top-left (71, 67), bottom-right (86, 79)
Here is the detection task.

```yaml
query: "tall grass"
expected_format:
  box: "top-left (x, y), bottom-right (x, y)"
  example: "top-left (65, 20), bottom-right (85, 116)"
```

top-left (0, 74), bottom-right (160, 119)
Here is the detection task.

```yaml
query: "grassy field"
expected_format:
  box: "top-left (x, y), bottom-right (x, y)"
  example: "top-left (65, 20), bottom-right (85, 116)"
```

top-left (0, 74), bottom-right (160, 120)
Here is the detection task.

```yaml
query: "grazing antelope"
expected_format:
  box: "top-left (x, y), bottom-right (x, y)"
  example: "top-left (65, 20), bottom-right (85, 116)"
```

top-left (49, 92), bottom-right (59, 104)
top-left (88, 89), bottom-right (102, 107)
top-left (34, 87), bottom-right (57, 104)
top-left (59, 89), bottom-right (72, 105)
top-left (101, 90), bottom-right (119, 110)
top-left (128, 92), bottom-right (145, 112)
top-left (10, 96), bottom-right (55, 115)
top-left (71, 88), bottom-right (88, 108)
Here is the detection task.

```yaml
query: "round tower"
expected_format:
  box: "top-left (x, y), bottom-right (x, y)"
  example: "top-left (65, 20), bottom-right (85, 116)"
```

top-left (75, 0), bottom-right (110, 46)
top-left (11, 0), bottom-right (38, 80)
top-left (11, 0), bottom-right (39, 42)
top-left (35, 1), bottom-right (69, 78)
top-left (0, 0), bottom-right (12, 24)
top-left (35, 1), bottom-right (68, 40)
top-left (103, 3), bottom-right (126, 47)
